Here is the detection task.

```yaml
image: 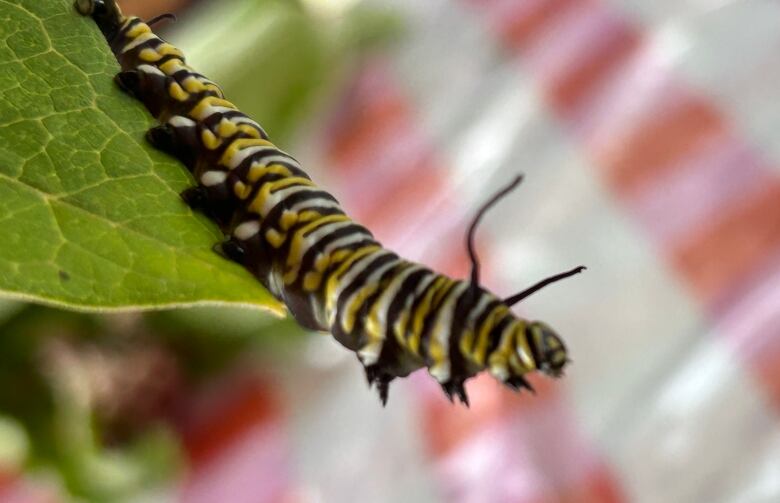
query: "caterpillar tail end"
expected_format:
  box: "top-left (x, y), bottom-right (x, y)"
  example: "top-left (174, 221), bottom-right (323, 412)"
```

top-left (74, 0), bottom-right (124, 24)
top-left (74, 0), bottom-right (95, 15)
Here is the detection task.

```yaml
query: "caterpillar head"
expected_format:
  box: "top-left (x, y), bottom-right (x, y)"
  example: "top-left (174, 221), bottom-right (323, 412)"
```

top-left (527, 321), bottom-right (569, 378)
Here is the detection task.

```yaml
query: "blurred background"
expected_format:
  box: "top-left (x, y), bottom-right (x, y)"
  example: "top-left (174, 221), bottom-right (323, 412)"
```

top-left (2, 0), bottom-right (780, 501)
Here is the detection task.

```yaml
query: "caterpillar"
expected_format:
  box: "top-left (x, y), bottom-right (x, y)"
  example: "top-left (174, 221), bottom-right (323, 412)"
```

top-left (75, 0), bottom-right (585, 406)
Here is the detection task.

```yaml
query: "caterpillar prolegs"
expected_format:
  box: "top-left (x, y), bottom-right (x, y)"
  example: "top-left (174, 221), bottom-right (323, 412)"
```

top-left (75, 0), bottom-right (585, 405)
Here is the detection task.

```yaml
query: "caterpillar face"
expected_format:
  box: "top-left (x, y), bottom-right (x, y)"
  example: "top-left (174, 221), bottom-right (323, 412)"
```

top-left (527, 321), bottom-right (569, 378)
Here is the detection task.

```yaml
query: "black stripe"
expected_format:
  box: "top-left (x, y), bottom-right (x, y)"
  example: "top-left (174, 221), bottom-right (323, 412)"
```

top-left (373, 267), bottom-right (431, 375)
top-left (353, 260), bottom-right (408, 349)
top-left (444, 285), bottom-right (483, 381)
top-left (469, 299), bottom-right (502, 355)
top-left (524, 324), bottom-right (542, 367)
top-left (295, 222), bottom-right (375, 287)
top-left (221, 110), bottom-right (268, 139)
top-left (484, 314), bottom-right (513, 360)
top-left (331, 252), bottom-right (398, 349)
top-left (419, 280), bottom-right (460, 363)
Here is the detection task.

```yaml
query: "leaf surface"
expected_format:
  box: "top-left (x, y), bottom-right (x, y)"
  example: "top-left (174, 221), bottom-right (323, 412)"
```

top-left (0, 0), bottom-right (284, 314)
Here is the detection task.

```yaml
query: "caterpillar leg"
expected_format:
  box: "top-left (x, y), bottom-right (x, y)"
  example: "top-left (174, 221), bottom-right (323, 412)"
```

top-left (504, 375), bottom-right (535, 394)
top-left (146, 119), bottom-right (198, 169)
top-left (213, 237), bottom-right (247, 263)
top-left (146, 124), bottom-right (178, 154)
top-left (114, 70), bottom-right (141, 96)
top-left (179, 186), bottom-right (208, 210)
top-left (441, 379), bottom-right (469, 407)
top-left (364, 365), bottom-right (394, 406)
top-left (115, 67), bottom-right (171, 117)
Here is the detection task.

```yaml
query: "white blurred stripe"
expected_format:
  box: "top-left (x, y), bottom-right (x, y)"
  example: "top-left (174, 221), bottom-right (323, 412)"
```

top-left (606, 336), bottom-right (780, 503)
top-left (607, 0), bottom-right (780, 170)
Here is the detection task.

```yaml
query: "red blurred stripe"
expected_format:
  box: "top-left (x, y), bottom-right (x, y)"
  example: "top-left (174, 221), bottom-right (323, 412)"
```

top-left (672, 181), bottom-right (780, 306)
top-left (177, 375), bottom-right (282, 467)
top-left (464, 0), bottom-right (780, 310)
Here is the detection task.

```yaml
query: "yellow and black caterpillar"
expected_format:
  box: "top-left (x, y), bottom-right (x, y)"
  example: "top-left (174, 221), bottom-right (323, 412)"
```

top-left (75, 0), bottom-right (585, 405)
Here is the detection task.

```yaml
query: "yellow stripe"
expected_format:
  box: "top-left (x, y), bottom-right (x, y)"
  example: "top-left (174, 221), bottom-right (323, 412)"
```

top-left (158, 58), bottom-right (188, 75)
top-left (303, 271), bottom-right (323, 292)
top-left (237, 124), bottom-right (261, 138)
top-left (265, 228), bottom-right (286, 248)
top-left (138, 48), bottom-right (161, 62)
top-left (158, 43), bottom-right (184, 58)
top-left (427, 286), bottom-right (465, 372)
top-left (325, 246), bottom-right (381, 314)
top-left (472, 305), bottom-right (508, 365)
top-left (459, 328), bottom-right (475, 361)
top-left (393, 308), bottom-right (411, 349)
top-left (285, 214), bottom-right (351, 283)
top-left (233, 181), bottom-right (253, 200)
top-left (408, 276), bottom-right (451, 356)
top-left (513, 322), bottom-right (535, 370)
top-left (365, 264), bottom-right (414, 347)
top-left (247, 163), bottom-right (291, 183)
top-left (342, 282), bottom-right (383, 333)
top-left (216, 119), bottom-right (238, 138)
top-left (279, 209), bottom-right (320, 233)
top-left (487, 320), bottom-right (518, 370)
top-left (189, 96), bottom-right (238, 122)
top-left (182, 76), bottom-right (206, 93)
top-left (247, 177), bottom-right (315, 214)
top-left (200, 129), bottom-right (222, 150)
top-left (279, 210), bottom-right (298, 231)
top-left (126, 21), bottom-right (151, 38)
top-left (218, 138), bottom-right (274, 168)
top-left (168, 82), bottom-right (189, 102)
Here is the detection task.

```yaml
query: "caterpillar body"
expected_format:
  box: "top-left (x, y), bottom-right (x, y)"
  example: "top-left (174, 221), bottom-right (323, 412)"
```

top-left (75, 0), bottom-right (585, 405)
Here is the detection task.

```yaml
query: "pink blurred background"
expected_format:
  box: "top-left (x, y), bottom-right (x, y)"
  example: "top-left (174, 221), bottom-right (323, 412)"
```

top-left (4, 0), bottom-right (780, 501)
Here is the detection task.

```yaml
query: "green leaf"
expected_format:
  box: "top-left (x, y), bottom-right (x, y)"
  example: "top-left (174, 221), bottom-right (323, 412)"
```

top-left (0, 0), bottom-right (284, 315)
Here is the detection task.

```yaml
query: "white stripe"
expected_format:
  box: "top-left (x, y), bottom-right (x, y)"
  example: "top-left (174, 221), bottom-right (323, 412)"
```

top-left (428, 282), bottom-right (470, 383)
top-left (288, 197), bottom-right (341, 215)
top-left (192, 104), bottom-right (236, 122)
top-left (259, 154), bottom-right (301, 169)
top-left (231, 115), bottom-right (264, 130)
top-left (120, 32), bottom-right (157, 53)
top-left (487, 318), bottom-right (516, 383)
top-left (288, 219), bottom-right (354, 268)
top-left (394, 272), bottom-right (439, 344)
top-left (200, 171), bottom-right (227, 187)
top-left (167, 115), bottom-right (196, 128)
top-left (467, 293), bottom-right (494, 332)
top-left (234, 220), bottom-right (261, 240)
top-left (258, 185), bottom-right (314, 217)
top-left (136, 64), bottom-right (165, 77)
top-left (358, 264), bottom-right (423, 363)
top-left (318, 231), bottom-right (372, 259)
top-left (224, 146), bottom-right (281, 170)
top-left (328, 250), bottom-right (387, 326)
top-left (339, 255), bottom-right (400, 332)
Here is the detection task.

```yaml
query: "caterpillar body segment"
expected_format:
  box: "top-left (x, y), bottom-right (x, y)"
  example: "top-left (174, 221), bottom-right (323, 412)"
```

top-left (77, 0), bottom-right (584, 405)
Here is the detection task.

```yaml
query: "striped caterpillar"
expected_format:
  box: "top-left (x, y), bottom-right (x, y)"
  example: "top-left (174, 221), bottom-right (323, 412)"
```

top-left (75, 0), bottom-right (585, 405)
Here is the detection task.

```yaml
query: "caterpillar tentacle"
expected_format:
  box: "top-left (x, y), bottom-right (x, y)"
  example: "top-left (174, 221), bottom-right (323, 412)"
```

top-left (77, 0), bottom-right (583, 405)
